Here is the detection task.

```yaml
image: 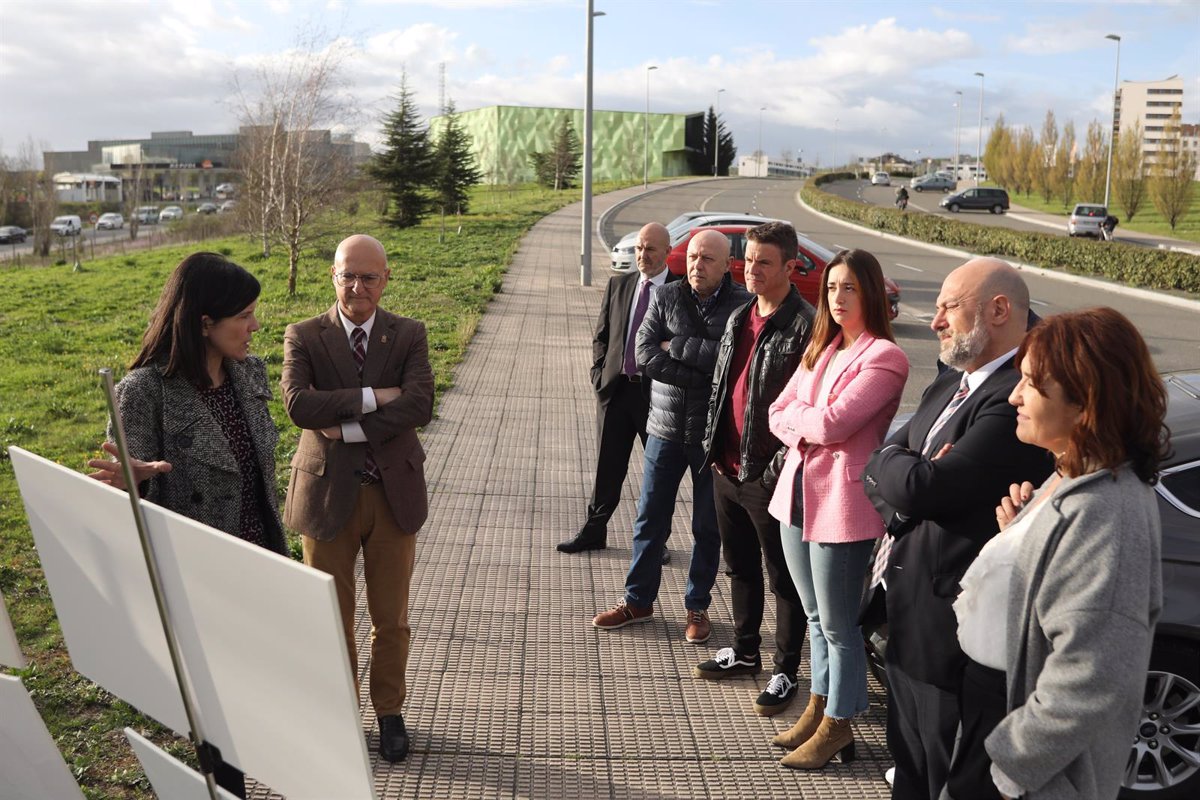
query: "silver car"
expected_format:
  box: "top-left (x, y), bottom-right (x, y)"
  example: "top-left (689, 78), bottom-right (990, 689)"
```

top-left (1068, 204), bottom-right (1107, 238)
top-left (910, 174), bottom-right (956, 192)
top-left (610, 211), bottom-right (778, 272)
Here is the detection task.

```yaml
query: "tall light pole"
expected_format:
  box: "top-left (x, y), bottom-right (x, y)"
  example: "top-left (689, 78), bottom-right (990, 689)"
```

top-left (1103, 34), bottom-right (1122, 208)
top-left (644, 64), bottom-right (657, 190)
top-left (713, 88), bottom-right (726, 176)
top-left (954, 89), bottom-right (963, 182)
top-left (879, 127), bottom-right (887, 173)
top-left (581, 4), bottom-right (605, 286)
top-left (974, 71), bottom-right (985, 186)
top-left (833, 117), bottom-right (839, 172)
top-left (758, 106), bottom-right (766, 176)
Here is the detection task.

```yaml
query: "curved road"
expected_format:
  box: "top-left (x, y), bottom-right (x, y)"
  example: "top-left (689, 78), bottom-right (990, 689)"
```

top-left (604, 178), bottom-right (1200, 411)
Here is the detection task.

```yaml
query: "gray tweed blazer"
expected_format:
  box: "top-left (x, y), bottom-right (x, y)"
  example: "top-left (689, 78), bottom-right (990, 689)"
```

top-left (111, 357), bottom-right (288, 555)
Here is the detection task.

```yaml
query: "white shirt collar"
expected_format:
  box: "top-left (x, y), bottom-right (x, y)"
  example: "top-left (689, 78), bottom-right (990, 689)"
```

top-left (642, 268), bottom-right (669, 288)
top-left (337, 308), bottom-right (376, 343)
top-left (964, 346), bottom-right (1019, 394)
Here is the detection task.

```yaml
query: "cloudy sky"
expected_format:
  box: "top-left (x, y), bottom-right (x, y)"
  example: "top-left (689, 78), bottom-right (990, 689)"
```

top-left (2, 0), bottom-right (1197, 167)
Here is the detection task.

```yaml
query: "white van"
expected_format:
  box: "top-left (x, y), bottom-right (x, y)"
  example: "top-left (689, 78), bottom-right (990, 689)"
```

top-left (50, 215), bottom-right (82, 236)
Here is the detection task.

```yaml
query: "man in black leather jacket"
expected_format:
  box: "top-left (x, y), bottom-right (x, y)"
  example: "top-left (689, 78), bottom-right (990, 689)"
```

top-left (694, 221), bottom-right (816, 718)
top-left (592, 229), bottom-right (750, 645)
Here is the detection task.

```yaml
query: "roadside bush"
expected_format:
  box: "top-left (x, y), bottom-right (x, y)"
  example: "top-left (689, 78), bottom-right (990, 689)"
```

top-left (801, 181), bottom-right (1200, 294)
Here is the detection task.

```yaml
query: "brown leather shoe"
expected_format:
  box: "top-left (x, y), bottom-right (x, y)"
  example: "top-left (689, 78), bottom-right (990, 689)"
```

top-left (684, 610), bottom-right (711, 644)
top-left (772, 693), bottom-right (826, 748)
top-left (780, 715), bottom-right (855, 770)
top-left (592, 600), bottom-right (653, 630)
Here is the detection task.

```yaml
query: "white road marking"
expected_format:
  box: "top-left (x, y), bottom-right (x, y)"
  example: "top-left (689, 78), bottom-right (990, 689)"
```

top-left (1030, 299), bottom-right (1049, 307)
top-left (833, 243), bottom-right (849, 251)
top-left (895, 263), bottom-right (923, 272)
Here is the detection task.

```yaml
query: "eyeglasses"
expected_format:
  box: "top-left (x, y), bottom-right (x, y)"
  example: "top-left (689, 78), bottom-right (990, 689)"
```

top-left (334, 271), bottom-right (383, 288)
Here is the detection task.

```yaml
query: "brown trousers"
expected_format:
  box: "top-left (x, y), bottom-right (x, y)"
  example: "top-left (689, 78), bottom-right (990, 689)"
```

top-left (302, 484), bottom-right (417, 717)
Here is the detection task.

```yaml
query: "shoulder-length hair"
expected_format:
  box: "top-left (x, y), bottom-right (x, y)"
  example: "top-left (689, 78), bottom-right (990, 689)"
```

top-left (801, 248), bottom-right (894, 369)
top-left (131, 252), bottom-right (261, 388)
top-left (1016, 307), bottom-right (1169, 483)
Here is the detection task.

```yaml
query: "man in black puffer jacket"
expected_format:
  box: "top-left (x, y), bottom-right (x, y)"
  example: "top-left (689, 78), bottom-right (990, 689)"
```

top-left (592, 229), bottom-right (751, 645)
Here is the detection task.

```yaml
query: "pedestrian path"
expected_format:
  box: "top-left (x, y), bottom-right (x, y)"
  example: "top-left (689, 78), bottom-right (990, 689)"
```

top-left (276, 186), bottom-right (893, 799)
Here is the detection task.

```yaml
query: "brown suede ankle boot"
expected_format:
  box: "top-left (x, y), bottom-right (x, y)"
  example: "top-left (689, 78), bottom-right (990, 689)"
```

top-left (771, 693), bottom-right (825, 748)
top-left (779, 714), bottom-right (855, 770)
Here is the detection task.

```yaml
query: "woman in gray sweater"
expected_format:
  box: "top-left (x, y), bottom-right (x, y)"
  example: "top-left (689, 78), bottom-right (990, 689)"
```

top-left (977, 307), bottom-right (1169, 800)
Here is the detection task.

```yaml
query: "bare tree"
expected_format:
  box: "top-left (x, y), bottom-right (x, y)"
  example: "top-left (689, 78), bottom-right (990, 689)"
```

top-left (1112, 121), bottom-right (1147, 221)
top-left (232, 29), bottom-right (356, 294)
top-left (1037, 111), bottom-right (1058, 203)
top-left (1149, 107), bottom-right (1198, 232)
top-left (1052, 121), bottom-right (1076, 209)
top-left (16, 138), bottom-right (58, 257)
top-left (122, 162), bottom-right (148, 241)
top-left (1075, 120), bottom-right (1107, 204)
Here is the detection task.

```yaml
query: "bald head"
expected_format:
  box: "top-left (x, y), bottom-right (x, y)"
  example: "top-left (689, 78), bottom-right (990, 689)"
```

top-left (635, 222), bottom-right (671, 278)
top-left (331, 234), bottom-right (390, 325)
top-left (335, 234), bottom-right (387, 267)
top-left (933, 257), bottom-right (1031, 372)
top-left (686, 229), bottom-right (731, 298)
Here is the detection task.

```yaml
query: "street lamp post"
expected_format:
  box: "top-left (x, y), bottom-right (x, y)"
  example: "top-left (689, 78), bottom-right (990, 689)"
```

top-left (954, 90), bottom-right (963, 182)
top-left (879, 127), bottom-right (887, 173)
top-left (833, 117), bottom-right (839, 172)
top-left (1103, 34), bottom-right (1122, 208)
top-left (713, 88), bottom-right (726, 176)
top-left (580, 3), bottom-right (605, 286)
top-left (758, 106), bottom-right (766, 176)
top-left (974, 71), bottom-right (985, 186)
top-left (644, 64), bottom-right (657, 190)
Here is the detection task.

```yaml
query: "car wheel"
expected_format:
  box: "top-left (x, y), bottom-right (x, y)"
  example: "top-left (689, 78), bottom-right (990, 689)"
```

top-left (949, 203), bottom-right (960, 213)
top-left (914, 187), bottom-right (923, 193)
top-left (992, 204), bottom-right (1005, 214)
top-left (1120, 637), bottom-right (1200, 799)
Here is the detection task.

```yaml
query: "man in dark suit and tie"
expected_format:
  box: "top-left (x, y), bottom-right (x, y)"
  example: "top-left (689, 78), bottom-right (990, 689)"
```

top-left (281, 234), bottom-right (435, 763)
top-left (558, 222), bottom-right (678, 556)
top-left (862, 257), bottom-right (1052, 800)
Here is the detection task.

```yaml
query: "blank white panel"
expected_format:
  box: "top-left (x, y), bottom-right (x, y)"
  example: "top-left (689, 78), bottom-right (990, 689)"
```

top-left (9, 447), bottom-right (375, 800)
top-left (124, 728), bottom-right (239, 800)
top-left (0, 588), bottom-right (23, 667)
top-left (0, 674), bottom-right (85, 800)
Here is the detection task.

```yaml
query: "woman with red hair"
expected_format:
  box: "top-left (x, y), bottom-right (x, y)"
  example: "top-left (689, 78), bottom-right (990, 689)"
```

top-left (953, 307), bottom-right (1168, 800)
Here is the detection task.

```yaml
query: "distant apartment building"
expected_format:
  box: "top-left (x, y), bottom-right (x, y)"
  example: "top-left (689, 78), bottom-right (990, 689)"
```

top-left (1113, 75), bottom-right (1185, 166)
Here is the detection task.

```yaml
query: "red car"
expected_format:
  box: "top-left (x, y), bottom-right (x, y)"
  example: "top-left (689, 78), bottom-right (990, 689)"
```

top-left (665, 225), bottom-right (901, 319)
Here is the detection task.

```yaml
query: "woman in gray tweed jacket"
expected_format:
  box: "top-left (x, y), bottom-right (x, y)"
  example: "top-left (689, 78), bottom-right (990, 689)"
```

top-left (88, 251), bottom-right (288, 798)
top-left (973, 308), bottom-right (1169, 800)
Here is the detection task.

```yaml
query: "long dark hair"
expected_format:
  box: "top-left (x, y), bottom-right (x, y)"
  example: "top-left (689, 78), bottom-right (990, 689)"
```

top-left (131, 252), bottom-right (261, 388)
top-left (801, 248), bottom-right (894, 370)
top-left (1016, 307), bottom-right (1169, 483)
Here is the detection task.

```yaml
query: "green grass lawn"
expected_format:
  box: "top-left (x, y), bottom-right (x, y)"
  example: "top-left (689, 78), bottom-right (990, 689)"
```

top-left (1005, 185), bottom-right (1200, 242)
top-left (0, 181), bottom-right (625, 798)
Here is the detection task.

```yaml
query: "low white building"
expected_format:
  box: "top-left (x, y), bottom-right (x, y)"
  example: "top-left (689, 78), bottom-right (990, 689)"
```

top-left (52, 172), bottom-right (122, 203)
top-left (738, 154), bottom-right (809, 178)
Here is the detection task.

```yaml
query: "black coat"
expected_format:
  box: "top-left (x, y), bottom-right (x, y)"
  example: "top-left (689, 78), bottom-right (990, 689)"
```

top-left (636, 273), bottom-right (751, 445)
top-left (589, 270), bottom-right (681, 404)
top-left (703, 286), bottom-right (816, 486)
top-left (862, 358), bottom-right (1053, 689)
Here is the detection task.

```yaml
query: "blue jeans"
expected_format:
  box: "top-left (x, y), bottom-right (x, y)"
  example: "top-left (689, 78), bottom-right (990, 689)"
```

top-left (624, 435), bottom-right (720, 611)
top-left (780, 523), bottom-right (875, 719)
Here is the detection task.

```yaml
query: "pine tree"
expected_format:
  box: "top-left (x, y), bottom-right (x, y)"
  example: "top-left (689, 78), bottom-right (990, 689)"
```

top-left (368, 74), bottom-right (434, 228)
top-left (529, 115), bottom-right (582, 190)
top-left (432, 100), bottom-right (482, 237)
top-left (687, 107), bottom-right (736, 176)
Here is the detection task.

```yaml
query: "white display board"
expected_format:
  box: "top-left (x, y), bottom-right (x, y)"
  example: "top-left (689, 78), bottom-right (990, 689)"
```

top-left (10, 447), bottom-right (375, 800)
top-left (124, 728), bottom-right (240, 800)
top-left (0, 674), bottom-right (85, 800)
top-left (0, 588), bottom-right (24, 667)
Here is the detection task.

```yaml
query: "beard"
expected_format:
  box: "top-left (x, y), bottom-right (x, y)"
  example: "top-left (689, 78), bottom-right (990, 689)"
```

top-left (940, 308), bottom-right (988, 369)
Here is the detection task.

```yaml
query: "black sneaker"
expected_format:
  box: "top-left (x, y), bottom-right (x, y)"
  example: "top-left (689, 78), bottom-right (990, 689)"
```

top-left (692, 647), bottom-right (762, 679)
top-left (753, 672), bottom-right (798, 716)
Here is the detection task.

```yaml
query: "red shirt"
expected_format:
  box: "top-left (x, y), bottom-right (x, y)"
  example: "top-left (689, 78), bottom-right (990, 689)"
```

top-left (719, 303), bottom-right (772, 474)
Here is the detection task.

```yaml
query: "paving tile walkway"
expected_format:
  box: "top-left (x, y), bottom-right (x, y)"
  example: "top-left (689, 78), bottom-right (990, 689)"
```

top-left (340, 186), bottom-right (892, 799)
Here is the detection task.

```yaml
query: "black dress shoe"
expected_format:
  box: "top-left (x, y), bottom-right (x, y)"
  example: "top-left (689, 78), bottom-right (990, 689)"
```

top-left (557, 530), bottom-right (606, 553)
top-left (661, 548), bottom-right (671, 565)
top-left (378, 714), bottom-right (409, 762)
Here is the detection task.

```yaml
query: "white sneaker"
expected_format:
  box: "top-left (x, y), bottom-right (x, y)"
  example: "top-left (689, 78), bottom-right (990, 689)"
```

top-left (885, 766), bottom-right (895, 787)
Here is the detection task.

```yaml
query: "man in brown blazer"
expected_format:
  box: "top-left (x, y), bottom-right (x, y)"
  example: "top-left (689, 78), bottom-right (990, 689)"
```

top-left (281, 233), bottom-right (434, 763)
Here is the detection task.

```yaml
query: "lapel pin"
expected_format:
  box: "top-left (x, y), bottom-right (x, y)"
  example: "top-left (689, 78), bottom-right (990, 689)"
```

top-left (381, 335), bottom-right (388, 343)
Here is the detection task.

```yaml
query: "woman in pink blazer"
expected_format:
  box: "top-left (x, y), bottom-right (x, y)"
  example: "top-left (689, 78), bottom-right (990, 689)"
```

top-left (766, 248), bottom-right (909, 770)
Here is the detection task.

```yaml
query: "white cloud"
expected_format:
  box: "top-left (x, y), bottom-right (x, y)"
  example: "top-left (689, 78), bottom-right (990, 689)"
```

top-left (1006, 22), bottom-right (1113, 55)
top-left (363, 0), bottom-right (566, 7)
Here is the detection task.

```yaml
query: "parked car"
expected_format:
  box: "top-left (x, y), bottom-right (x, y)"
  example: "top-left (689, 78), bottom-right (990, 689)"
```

top-left (871, 171), bottom-right (891, 186)
top-left (611, 212), bottom-right (778, 272)
top-left (159, 206), bottom-right (184, 222)
top-left (95, 212), bottom-right (124, 230)
top-left (196, 203), bottom-right (219, 215)
top-left (135, 206), bottom-right (160, 225)
top-left (864, 371), bottom-right (1200, 800)
top-left (1068, 203), bottom-right (1108, 238)
top-left (939, 187), bottom-right (1010, 214)
top-left (664, 224), bottom-right (901, 320)
top-left (215, 182), bottom-right (236, 199)
top-left (0, 225), bottom-right (27, 243)
top-left (49, 215), bottom-right (82, 236)
top-left (218, 200), bottom-right (237, 214)
top-left (910, 173), bottom-right (956, 192)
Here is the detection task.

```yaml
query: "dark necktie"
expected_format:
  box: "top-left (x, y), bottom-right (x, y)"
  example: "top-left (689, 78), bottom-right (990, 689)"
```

top-left (351, 327), bottom-right (382, 484)
top-left (623, 279), bottom-right (651, 377)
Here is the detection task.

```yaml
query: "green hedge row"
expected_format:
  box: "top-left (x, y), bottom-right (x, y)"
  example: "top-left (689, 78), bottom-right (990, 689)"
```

top-left (800, 181), bottom-right (1200, 295)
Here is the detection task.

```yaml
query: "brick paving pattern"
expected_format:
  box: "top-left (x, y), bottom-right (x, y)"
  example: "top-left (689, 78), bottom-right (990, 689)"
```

top-left (257, 185), bottom-right (894, 799)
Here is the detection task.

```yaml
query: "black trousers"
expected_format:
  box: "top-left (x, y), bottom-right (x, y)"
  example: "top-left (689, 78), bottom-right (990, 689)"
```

top-left (711, 470), bottom-right (806, 676)
top-left (582, 378), bottom-right (650, 536)
top-left (886, 653), bottom-right (960, 800)
top-left (944, 658), bottom-right (1006, 800)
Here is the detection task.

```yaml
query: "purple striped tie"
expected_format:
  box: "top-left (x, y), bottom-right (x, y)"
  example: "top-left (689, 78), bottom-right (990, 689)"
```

top-left (352, 327), bottom-right (382, 484)
top-left (623, 279), bottom-right (651, 377)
